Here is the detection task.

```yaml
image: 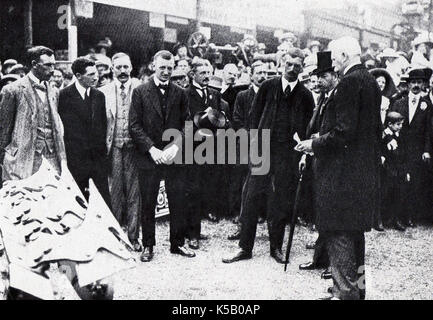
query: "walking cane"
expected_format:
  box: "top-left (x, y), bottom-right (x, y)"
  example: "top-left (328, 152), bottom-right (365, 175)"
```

top-left (284, 170), bottom-right (304, 272)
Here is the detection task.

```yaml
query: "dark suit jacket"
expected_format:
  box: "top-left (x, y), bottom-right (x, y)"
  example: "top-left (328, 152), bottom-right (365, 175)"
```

top-left (312, 64), bottom-right (382, 232)
top-left (187, 85), bottom-right (225, 116)
top-left (233, 87), bottom-right (256, 131)
top-left (58, 84), bottom-right (108, 182)
top-left (129, 80), bottom-right (189, 170)
top-left (221, 85), bottom-right (240, 122)
top-left (390, 95), bottom-right (432, 171)
top-left (244, 76), bottom-right (314, 189)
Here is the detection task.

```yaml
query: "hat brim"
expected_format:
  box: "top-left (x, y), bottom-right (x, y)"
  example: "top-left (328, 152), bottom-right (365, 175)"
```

top-left (312, 67), bottom-right (335, 76)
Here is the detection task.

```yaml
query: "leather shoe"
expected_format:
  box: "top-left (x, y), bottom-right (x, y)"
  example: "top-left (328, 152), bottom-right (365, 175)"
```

top-left (227, 229), bottom-right (241, 240)
top-left (207, 213), bottom-right (219, 222)
top-left (395, 220), bottom-right (406, 231)
top-left (199, 233), bottom-right (209, 240)
top-left (170, 245), bottom-right (196, 258)
top-left (131, 240), bottom-right (142, 252)
top-left (140, 246), bottom-right (154, 262)
top-left (321, 268), bottom-right (332, 280)
top-left (270, 248), bottom-right (285, 264)
top-left (374, 222), bottom-right (385, 232)
top-left (189, 239), bottom-right (199, 250)
top-left (306, 241), bottom-right (316, 250)
top-left (299, 261), bottom-right (317, 270)
top-left (222, 249), bottom-right (252, 263)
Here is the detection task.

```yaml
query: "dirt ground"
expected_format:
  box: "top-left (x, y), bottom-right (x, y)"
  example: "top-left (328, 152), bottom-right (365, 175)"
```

top-left (53, 219), bottom-right (433, 300)
top-left (109, 219), bottom-right (433, 300)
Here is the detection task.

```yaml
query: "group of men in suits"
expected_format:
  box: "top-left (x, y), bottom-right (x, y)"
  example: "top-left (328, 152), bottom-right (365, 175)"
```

top-left (0, 38), bottom-right (400, 300)
top-left (222, 37), bottom-right (383, 301)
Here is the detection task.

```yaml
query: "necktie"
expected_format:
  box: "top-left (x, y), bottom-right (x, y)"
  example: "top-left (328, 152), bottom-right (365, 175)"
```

top-left (411, 97), bottom-right (417, 106)
top-left (33, 81), bottom-right (47, 92)
top-left (158, 84), bottom-right (169, 91)
top-left (284, 85), bottom-right (291, 98)
top-left (120, 84), bottom-right (127, 103)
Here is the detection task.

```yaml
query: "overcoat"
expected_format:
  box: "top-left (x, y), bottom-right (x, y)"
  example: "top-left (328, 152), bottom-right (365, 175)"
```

top-left (312, 64), bottom-right (382, 232)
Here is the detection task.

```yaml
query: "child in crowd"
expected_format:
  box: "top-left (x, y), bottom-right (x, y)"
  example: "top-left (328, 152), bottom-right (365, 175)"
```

top-left (382, 111), bottom-right (409, 231)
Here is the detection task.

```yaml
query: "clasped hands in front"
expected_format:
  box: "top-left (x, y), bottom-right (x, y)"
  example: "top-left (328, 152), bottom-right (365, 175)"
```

top-left (149, 145), bottom-right (179, 165)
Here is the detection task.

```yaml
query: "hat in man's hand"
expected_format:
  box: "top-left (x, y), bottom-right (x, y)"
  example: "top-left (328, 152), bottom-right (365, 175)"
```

top-left (193, 108), bottom-right (227, 135)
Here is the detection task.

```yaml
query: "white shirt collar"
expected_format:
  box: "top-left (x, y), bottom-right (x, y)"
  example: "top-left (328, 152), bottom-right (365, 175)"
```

top-left (252, 84), bottom-right (259, 94)
top-left (75, 81), bottom-right (90, 100)
top-left (154, 76), bottom-right (169, 88)
top-left (221, 83), bottom-right (230, 94)
top-left (343, 62), bottom-right (360, 75)
top-left (408, 91), bottom-right (420, 104)
top-left (28, 71), bottom-right (45, 85)
top-left (281, 77), bottom-right (298, 93)
top-left (115, 78), bottom-right (131, 90)
top-left (192, 80), bottom-right (206, 90)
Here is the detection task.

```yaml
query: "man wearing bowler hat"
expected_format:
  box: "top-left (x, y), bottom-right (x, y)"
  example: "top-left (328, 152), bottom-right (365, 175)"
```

top-left (391, 68), bottom-right (433, 226)
top-left (223, 47), bottom-right (314, 264)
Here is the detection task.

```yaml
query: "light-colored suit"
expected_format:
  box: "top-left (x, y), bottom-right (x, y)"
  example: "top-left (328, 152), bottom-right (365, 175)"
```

top-left (100, 78), bottom-right (141, 155)
top-left (0, 74), bottom-right (66, 182)
top-left (99, 78), bottom-right (141, 241)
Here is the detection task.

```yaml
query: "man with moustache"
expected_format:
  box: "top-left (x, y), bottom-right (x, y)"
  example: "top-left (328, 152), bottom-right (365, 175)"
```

top-left (227, 60), bottom-right (268, 240)
top-left (391, 69), bottom-right (432, 226)
top-left (298, 51), bottom-right (338, 279)
top-left (130, 50), bottom-right (193, 262)
top-left (296, 37), bottom-right (381, 300)
top-left (223, 48), bottom-right (314, 264)
top-left (99, 52), bottom-right (142, 252)
top-left (58, 57), bottom-right (111, 205)
top-left (184, 58), bottom-right (227, 249)
top-left (0, 46), bottom-right (66, 182)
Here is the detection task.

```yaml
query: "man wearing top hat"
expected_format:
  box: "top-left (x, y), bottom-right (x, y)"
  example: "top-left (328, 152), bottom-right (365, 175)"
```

top-left (296, 36), bottom-right (382, 300)
top-left (298, 51), bottom-right (338, 279)
top-left (222, 47), bottom-right (314, 264)
top-left (391, 68), bottom-right (433, 226)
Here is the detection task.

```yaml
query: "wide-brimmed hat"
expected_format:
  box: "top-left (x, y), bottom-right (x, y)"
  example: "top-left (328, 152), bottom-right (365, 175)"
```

top-left (3, 59), bottom-right (17, 67)
top-left (0, 74), bottom-right (19, 89)
top-left (377, 48), bottom-right (400, 60)
top-left (312, 51), bottom-right (334, 75)
top-left (9, 63), bottom-right (26, 74)
top-left (193, 109), bottom-right (227, 133)
top-left (370, 68), bottom-right (397, 98)
top-left (412, 34), bottom-right (433, 48)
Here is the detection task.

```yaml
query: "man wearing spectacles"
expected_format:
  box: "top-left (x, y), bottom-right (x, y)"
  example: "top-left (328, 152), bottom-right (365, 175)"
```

top-left (0, 45), bottom-right (67, 183)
